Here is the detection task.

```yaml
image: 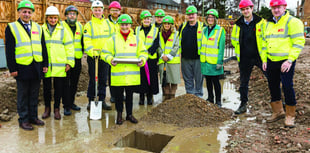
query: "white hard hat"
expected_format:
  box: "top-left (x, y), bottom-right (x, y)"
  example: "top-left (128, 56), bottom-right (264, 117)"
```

top-left (45, 6), bottom-right (59, 15)
top-left (91, 0), bottom-right (104, 9)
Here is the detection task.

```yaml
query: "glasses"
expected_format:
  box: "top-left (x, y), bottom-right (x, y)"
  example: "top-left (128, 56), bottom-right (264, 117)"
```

top-left (68, 12), bottom-right (77, 16)
top-left (110, 9), bottom-right (120, 13)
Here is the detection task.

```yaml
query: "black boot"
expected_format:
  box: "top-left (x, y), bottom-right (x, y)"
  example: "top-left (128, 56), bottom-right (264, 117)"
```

top-left (139, 94), bottom-right (144, 105)
top-left (234, 102), bottom-right (247, 114)
top-left (110, 97), bottom-right (115, 103)
top-left (116, 112), bottom-right (123, 125)
top-left (64, 108), bottom-right (72, 116)
top-left (147, 94), bottom-right (153, 105)
top-left (206, 98), bottom-right (214, 104)
top-left (216, 101), bottom-right (222, 108)
top-left (102, 101), bottom-right (112, 110)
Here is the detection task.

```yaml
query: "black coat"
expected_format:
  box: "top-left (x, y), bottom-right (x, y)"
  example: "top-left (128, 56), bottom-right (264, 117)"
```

top-left (5, 18), bottom-right (48, 80)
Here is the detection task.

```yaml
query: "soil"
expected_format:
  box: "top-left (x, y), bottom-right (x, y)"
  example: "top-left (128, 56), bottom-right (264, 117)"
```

top-left (141, 94), bottom-right (234, 127)
top-left (224, 44), bottom-right (310, 152)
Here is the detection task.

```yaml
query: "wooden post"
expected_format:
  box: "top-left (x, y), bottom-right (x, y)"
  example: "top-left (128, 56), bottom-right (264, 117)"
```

top-left (12, 0), bottom-right (17, 22)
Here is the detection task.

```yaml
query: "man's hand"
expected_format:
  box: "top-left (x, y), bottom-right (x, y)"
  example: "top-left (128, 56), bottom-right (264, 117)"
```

top-left (137, 61), bottom-right (143, 67)
top-left (10, 71), bottom-right (18, 77)
top-left (262, 62), bottom-right (267, 71)
top-left (162, 55), bottom-right (169, 62)
top-left (281, 60), bottom-right (292, 73)
top-left (43, 67), bottom-right (48, 73)
top-left (111, 59), bottom-right (117, 66)
top-left (65, 64), bottom-right (71, 72)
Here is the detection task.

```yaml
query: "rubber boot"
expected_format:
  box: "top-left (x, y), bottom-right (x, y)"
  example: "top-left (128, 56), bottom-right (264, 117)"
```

top-left (147, 93), bottom-right (153, 105)
top-left (42, 107), bottom-right (51, 119)
top-left (139, 93), bottom-right (144, 105)
top-left (54, 108), bottom-right (61, 120)
top-left (284, 105), bottom-right (296, 128)
top-left (267, 101), bottom-right (285, 123)
top-left (234, 101), bottom-right (247, 114)
top-left (116, 112), bottom-right (123, 125)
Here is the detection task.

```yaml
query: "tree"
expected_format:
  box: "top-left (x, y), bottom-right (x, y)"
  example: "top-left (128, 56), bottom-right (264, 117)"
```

top-left (202, 0), bottom-right (226, 18)
top-left (259, 6), bottom-right (272, 19)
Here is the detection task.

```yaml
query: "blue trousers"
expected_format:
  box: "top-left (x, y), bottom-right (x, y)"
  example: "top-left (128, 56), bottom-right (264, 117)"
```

top-left (16, 79), bottom-right (40, 124)
top-left (181, 58), bottom-right (203, 97)
top-left (267, 59), bottom-right (296, 106)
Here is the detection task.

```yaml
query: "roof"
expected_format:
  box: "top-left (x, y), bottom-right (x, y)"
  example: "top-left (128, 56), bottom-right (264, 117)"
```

top-left (147, 0), bottom-right (179, 6)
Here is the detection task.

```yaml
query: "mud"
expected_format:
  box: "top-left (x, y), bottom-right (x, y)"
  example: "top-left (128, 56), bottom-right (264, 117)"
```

top-left (141, 94), bottom-right (234, 127)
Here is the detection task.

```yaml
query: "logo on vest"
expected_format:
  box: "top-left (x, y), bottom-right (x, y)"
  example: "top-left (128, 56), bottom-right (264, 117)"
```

top-left (168, 39), bottom-right (173, 41)
top-left (129, 44), bottom-right (136, 47)
top-left (76, 32), bottom-right (80, 35)
top-left (209, 38), bottom-right (215, 41)
top-left (198, 31), bottom-right (201, 33)
top-left (147, 36), bottom-right (153, 38)
top-left (278, 29), bottom-right (284, 32)
top-left (32, 31), bottom-right (39, 34)
top-left (258, 29), bottom-right (261, 32)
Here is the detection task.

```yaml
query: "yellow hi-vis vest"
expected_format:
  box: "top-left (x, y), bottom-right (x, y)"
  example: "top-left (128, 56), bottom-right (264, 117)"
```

top-left (107, 18), bottom-right (119, 36)
top-left (84, 15), bottom-right (112, 57)
top-left (261, 11), bottom-right (305, 63)
top-left (179, 21), bottom-right (204, 55)
top-left (158, 31), bottom-right (180, 65)
top-left (42, 22), bottom-right (75, 77)
top-left (200, 26), bottom-right (223, 64)
top-left (8, 21), bottom-right (43, 65)
top-left (101, 30), bottom-right (148, 86)
top-left (231, 19), bottom-right (265, 62)
top-left (62, 21), bottom-right (83, 59)
top-left (135, 25), bottom-right (159, 59)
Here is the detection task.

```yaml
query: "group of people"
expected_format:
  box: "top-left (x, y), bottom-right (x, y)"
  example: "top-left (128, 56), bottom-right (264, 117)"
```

top-left (5, 0), bottom-right (304, 131)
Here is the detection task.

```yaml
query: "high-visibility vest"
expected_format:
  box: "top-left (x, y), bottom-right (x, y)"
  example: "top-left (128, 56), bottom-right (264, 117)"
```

top-left (262, 11), bottom-right (305, 62)
top-left (8, 21), bottom-right (43, 65)
top-left (200, 26), bottom-right (224, 64)
top-left (158, 31), bottom-right (180, 65)
top-left (84, 15), bottom-right (112, 57)
top-left (179, 21), bottom-right (204, 55)
top-left (42, 22), bottom-right (75, 77)
top-left (101, 30), bottom-right (148, 86)
top-left (135, 25), bottom-right (159, 59)
top-left (62, 21), bottom-right (83, 59)
top-left (107, 18), bottom-right (119, 36)
top-left (231, 18), bottom-right (265, 62)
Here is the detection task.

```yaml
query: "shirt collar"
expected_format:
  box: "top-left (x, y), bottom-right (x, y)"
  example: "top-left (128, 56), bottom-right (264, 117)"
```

top-left (244, 16), bottom-right (253, 25)
top-left (273, 12), bottom-right (286, 23)
top-left (21, 20), bottom-right (30, 25)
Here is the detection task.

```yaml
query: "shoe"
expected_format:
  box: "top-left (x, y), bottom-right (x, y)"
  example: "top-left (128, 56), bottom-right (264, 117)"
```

top-left (206, 98), bottom-right (214, 104)
top-left (266, 101), bottom-right (285, 123)
top-left (147, 95), bottom-right (153, 105)
top-left (54, 108), bottom-right (61, 120)
top-left (116, 112), bottom-right (123, 125)
top-left (126, 115), bottom-right (138, 123)
top-left (30, 119), bottom-right (45, 126)
top-left (102, 102), bottom-right (112, 110)
top-left (42, 107), bottom-right (51, 119)
top-left (139, 94), bottom-right (144, 105)
top-left (216, 101), bottom-right (222, 108)
top-left (64, 108), bottom-right (72, 116)
top-left (284, 105), bottom-right (296, 128)
top-left (19, 122), bottom-right (34, 130)
top-left (234, 102), bottom-right (247, 114)
top-left (87, 98), bottom-right (93, 110)
top-left (110, 97), bottom-right (115, 103)
top-left (71, 104), bottom-right (81, 111)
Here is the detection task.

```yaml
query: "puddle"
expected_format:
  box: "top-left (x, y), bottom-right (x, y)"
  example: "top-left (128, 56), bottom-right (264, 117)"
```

top-left (115, 130), bottom-right (174, 153)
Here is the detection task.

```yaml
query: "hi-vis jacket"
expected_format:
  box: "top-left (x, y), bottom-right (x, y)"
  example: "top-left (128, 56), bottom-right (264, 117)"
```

top-left (42, 22), bottom-right (75, 77)
top-left (107, 15), bottom-right (120, 36)
top-left (231, 14), bottom-right (265, 62)
top-left (179, 21), bottom-right (204, 55)
top-left (62, 21), bottom-right (83, 59)
top-left (84, 15), bottom-right (112, 57)
top-left (261, 11), bottom-right (305, 63)
top-left (157, 30), bottom-right (180, 65)
top-left (101, 30), bottom-right (148, 86)
top-left (135, 25), bottom-right (159, 59)
top-left (8, 21), bottom-right (43, 65)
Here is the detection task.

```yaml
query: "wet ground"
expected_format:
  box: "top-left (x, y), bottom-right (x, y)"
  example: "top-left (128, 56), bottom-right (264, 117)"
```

top-left (0, 80), bottom-right (241, 153)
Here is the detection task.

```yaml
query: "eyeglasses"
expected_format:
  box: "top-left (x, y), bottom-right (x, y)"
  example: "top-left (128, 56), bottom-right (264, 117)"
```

top-left (110, 9), bottom-right (120, 13)
top-left (68, 12), bottom-right (77, 16)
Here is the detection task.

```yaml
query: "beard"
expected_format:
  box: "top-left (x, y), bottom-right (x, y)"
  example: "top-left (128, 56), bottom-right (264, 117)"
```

top-left (67, 18), bottom-right (77, 25)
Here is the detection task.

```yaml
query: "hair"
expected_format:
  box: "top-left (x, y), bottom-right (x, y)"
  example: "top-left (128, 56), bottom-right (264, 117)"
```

top-left (160, 23), bottom-right (175, 33)
top-left (45, 15), bottom-right (61, 24)
top-left (205, 15), bottom-right (217, 27)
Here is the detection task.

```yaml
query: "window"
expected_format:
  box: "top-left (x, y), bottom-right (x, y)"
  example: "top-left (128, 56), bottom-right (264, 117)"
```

top-left (154, 3), bottom-right (157, 8)
top-left (158, 4), bottom-right (161, 8)
top-left (168, 5), bottom-right (171, 10)
top-left (162, 5), bottom-right (166, 9)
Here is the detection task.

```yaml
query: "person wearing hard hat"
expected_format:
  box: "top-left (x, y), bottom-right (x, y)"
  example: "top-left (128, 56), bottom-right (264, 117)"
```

top-left (261, 0), bottom-right (305, 128)
top-left (62, 5), bottom-right (84, 112)
top-left (101, 14), bottom-right (147, 125)
top-left (179, 5), bottom-right (205, 98)
top-left (157, 16), bottom-right (180, 101)
top-left (135, 10), bottom-right (160, 105)
top-left (201, 9), bottom-right (226, 108)
top-left (41, 6), bottom-right (75, 120)
top-left (5, 0), bottom-right (48, 130)
top-left (154, 9), bottom-right (165, 28)
top-left (84, 0), bottom-right (112, 110)
top-left (107, 1), bottom-right (122, 104)
top-left (231, 0), bottom-right (266, 114)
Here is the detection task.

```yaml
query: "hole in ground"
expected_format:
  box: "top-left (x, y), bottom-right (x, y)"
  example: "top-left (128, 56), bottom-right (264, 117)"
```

top-left (114, 130), bottom-right (174, 153)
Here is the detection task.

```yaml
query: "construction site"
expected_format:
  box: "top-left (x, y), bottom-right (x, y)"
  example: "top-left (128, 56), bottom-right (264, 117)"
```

top-left (0, 0), bottom-right (309, 152)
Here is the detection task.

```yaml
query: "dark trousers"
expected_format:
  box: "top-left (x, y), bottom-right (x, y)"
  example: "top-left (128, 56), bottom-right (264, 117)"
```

top-left (16, 79), bottom-right (40, 124)
top-left (67, 58), bottom-right (82, 107)
top-left (205, 75), bottom-right (221, 103)
top-left (87, 56), bottom-right (108, 101)
top-left (267, 59), bottom-right (296, 106)
top-left (238, 59), bottom-right (266, 103)
top-left (43, 77), bottom-right (70, 108)
top-left (111, 86), bottom-right (136, 116)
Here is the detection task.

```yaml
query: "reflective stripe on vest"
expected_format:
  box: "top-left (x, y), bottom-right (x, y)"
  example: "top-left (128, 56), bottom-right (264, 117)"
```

top-left (158, 31), bottom-right (180, 64)
top-left (89, 20), bottom-right (111, 39)
top-left (136, 26), bottom-right (158, 59)
top-left (265, 16), bottom-right (292, 39)
top-left (179, 21), bottom-right (203, 54)
top-left (200, 27), bottom-right (222, 64)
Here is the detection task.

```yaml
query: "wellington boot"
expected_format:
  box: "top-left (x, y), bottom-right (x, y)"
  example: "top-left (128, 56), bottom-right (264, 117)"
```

top-left (284, 105), bottom-right (296, 128)
top-left (267, 101), bottom-right (285, 123)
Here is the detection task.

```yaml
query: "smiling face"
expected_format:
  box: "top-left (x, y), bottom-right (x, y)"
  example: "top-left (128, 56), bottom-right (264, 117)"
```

top-left (187, 13), bottom-right (197, 23)
top-left (66, 11), bottom-right (77, 23)
top-left (142, 17), bottom-right (151, 27)
top-left (155, 16), bottom-right (164, 24)
top-left (47, 15), bottom-right (59, 26)
top-left (163, 23), bottom-right (171, 31)
top-left (271, 5), bottom-right (286, 18)
top-left (120, 23), bottom-right (131, 33)
top-left (207, 15), bottom-right (215, 26)
top-left (92, 7), bottom-right (103, 19)
top-left (110, 8), bottom-right (120, 19)
top-left (19, 8), bottom-right (33, 23)
top-left (241, 6), bottom-right (253, 19)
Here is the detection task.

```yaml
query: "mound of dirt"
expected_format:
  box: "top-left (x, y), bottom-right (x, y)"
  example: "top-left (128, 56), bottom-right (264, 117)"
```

top-left (141, 94), bottom-right (233, 127)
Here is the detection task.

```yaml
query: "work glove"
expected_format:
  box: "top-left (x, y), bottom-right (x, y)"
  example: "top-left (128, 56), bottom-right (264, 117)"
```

top-left (216, 64), bottom-right (222, 70)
